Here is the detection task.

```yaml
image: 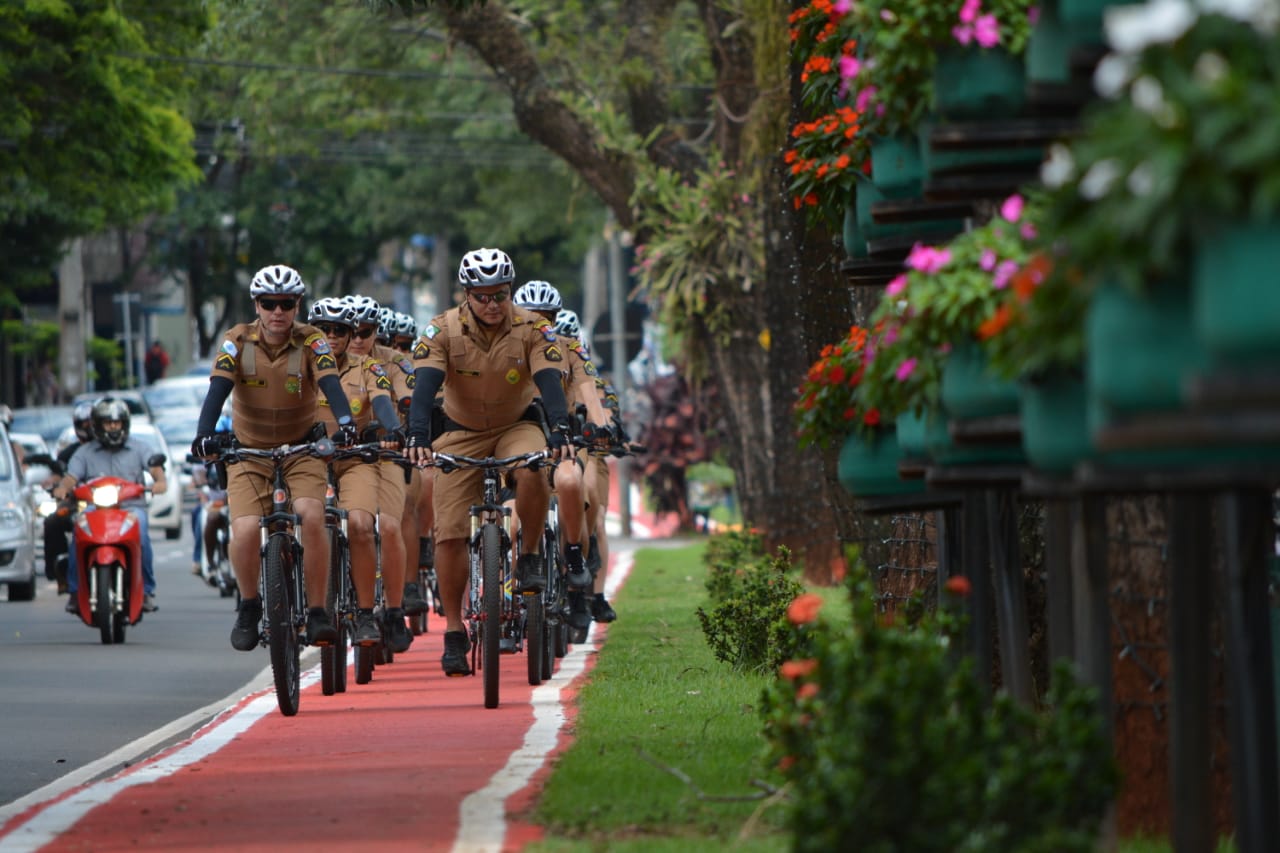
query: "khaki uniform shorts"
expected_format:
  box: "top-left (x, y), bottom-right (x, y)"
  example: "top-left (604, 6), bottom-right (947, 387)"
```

top-left (376, 460), bottom-right (408, 520)
top-left (227, 454), bottom-right (327, 521)
top-left (433, 421), bottom-right (545, 542)
top-left (589, 455), bottom-right (611, 512)
top-left (334, 457), bottom-right (380, 516)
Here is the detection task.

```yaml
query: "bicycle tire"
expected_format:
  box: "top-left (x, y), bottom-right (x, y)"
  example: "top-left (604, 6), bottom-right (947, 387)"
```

top-left (95, 564), bottom-right (114, 645)
top-left (482, 522), bottom-right (502, 709)
top-left (355, 644), bottom-right (375, 684)
top-left (526, 589), bottom-right (544, 686)
top-left (322, 527), bottom-right (346, 697)
top-left (264, 533), bottom-right (301, 716)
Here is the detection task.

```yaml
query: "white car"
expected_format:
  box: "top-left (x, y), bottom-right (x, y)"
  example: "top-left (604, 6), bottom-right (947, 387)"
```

top-left (0, 422), bottom-right (39, 601)
top-left (56, 421), bottom-right (184, 541)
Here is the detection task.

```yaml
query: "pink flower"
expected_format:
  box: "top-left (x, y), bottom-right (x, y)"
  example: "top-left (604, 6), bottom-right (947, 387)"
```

top-left (882, 325), bottom-right (899, 346)
top-left (959, 0), bottom-right (981, 23)
top-left (895, 358), bottom-right (917, 381)
top-left (906, 243), bottom-right (952, 275)
top-left (980, 248), bottom-right (997, 272)
top-left (993, 259), bottom-right (1019, 289)
top-left (953, 25), bottom-right (974, 45)
top-left (1000, 194), bottom-right (1024, 222)
top-left (834, 0), bottom-right (853, 11)
top-left (1020, 222), bottom-right (1038, 240)
top-left (975, 14), bottom-right (1000, 47)
top-left (886, 274), bottom-right (908, 297)
top-left (839, 55), bottom-right (862, 81)
top-left (855, 86), bottom-right (878, 113)
top-left (1028, 6), bottom-right (1041, 26)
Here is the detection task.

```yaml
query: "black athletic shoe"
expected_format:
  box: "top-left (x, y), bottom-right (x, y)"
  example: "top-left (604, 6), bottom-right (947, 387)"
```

top-left (402, 582), bottom-right (429, 615)
top-left (586, 533), bottom-right (602, 577)
top-left (305, 607), bottom-right (339, 646)
top-left (442, 630), bottom-right (472, 676)
top-left (568, 590), bottom-right (593, 630)
top-left (65, 597), bottom-right (78, 615)
top-left (230, 598), bottom-right (263, 651)
top-left (383, 608), bottom-right (413, 653)
top-left (516, 553), bottom-right (546, 593)
top-left (590, 594), bottom-right (617, 623)
top-left (564, 543), bottom-right (591, 588)
top-left (353, 610), bottom-right (381, 646)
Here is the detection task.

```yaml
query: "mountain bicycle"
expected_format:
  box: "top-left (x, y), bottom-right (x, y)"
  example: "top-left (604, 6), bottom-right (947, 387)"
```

top-left (430, 449), bottom-right (551, 709)
top-left (215, 436), bottom-right (336, 717)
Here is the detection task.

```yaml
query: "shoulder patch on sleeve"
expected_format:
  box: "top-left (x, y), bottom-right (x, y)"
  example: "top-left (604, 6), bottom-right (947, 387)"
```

top-left (307, 333), bottom-right (332, 356)
top-left (534, 319), bottom-right (557, 343)
top-left (424, 324), bottom-right (441, 340)
top-left (316, 352), bottom-right (337, 371)
top-left (221, 340), bottom-right (238, 357)
top-left (413, 340), bottom-right (430, 360)
top-left (369, 361), bottom-right (387, 378)
top-left (583, 361), bottom-right (598, 377)
top-left (214, 352), bottom-right (237, 372)
top-left (545, 345), bottom-right (563, 362)
top-left (397, 357), bottom-right (413, 374)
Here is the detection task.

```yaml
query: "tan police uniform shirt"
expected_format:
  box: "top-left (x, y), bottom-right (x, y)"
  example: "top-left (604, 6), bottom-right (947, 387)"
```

top-left (414, 305), bottom-right (562, 431)
top-left (316, 351), bottom-right (393, 435)
top-left (212, 320), bottom-right (341, 448)
top-left (372, 343), bottom-right (415, 423)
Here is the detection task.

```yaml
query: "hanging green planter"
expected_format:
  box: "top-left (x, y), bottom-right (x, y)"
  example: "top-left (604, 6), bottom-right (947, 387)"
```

top-left (837, 427), bottom-right (925, 497)
top-left (896, 408), bottom-right (930, 460)
top-left (1086, 275), bottom-right (1208, 427)
top-left (843, 190), bottom-right (867, 259)
top-left (1024, 6), bottom-right (1103, 84)
top-left (933, 47), bottom-right (1027, 120)
top-left (1019, 368), bottom-right (1091, 473)
top-left (1058, 0), bottom-right (1120, 27)
top-left (940, 339), bottom-right (1021, 420)
top-left (1193, 220), bottom-right (1280, 369)
top-left (922, 406), bottom-right (1025, 467)
top-left (870, 133), bottom-right (924, 193)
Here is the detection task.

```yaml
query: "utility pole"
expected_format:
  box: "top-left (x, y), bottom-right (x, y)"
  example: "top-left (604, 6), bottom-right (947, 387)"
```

top-left (113, 292), bottom-right (142, 388)
top-left (58, 239), bottom-right (89, 398)
top-left (606, 216), bottom-right (631, 537)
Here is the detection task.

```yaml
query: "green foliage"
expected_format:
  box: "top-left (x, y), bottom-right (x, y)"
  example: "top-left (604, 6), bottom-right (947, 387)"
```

top-left (0, 320), bottom-right (61, 363)
top-left (761, 567), bottom-right (1118, 852)
top-left (1040, 11), bottom-right (1280, 288)
top-left (696, 532), bottom-right (806, 675)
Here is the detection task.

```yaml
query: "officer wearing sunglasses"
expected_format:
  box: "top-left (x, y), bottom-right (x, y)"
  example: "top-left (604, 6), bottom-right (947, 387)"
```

top-left (190, 264), bottom-right (359, 652)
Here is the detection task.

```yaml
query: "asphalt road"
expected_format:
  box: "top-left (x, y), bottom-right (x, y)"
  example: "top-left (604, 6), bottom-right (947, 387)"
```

top-left (0, 520), bottom-right (274, 810)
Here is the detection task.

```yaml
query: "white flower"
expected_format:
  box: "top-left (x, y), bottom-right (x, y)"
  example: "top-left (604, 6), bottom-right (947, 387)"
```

top-left (1127, 162), bottom-right (1156, 197)
top-left (1094, 53), bottom-right (1137, 98)
top-left (1080, 159), bottom-right (1123, 200)
top-left (1041, 144), bottom-right (1076, 188)
top-left (1131, 75), bottom-right (1168, 114)
top-left (1199, 0), bottom-right (1280, 32)
top-left (1105, 0), bottom-right (1196, 53)
top-left (1192, 50), bottom-right (1230, 84)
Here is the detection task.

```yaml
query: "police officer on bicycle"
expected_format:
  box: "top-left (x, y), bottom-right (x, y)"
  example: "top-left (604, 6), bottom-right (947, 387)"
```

top-left (191, 264), bottom-right (359, 651)
top-left (406, 248), bottom-right (574, 677)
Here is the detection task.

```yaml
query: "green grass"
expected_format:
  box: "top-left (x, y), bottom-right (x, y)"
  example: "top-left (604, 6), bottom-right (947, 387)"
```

top-left (530, 543), bottom-right (789, 851)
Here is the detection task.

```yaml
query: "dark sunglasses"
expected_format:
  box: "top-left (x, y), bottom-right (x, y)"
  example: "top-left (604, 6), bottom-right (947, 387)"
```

top-left (315, 323), bottom-right (352, 336)
top-left (258, 298), bottom-right (297, 312)
top-left (352, 326), bottom-right (376, 339)
top-left (394, 340), bottom-right (412, 352)
top-left (469, 289), bottom-right (510, 305)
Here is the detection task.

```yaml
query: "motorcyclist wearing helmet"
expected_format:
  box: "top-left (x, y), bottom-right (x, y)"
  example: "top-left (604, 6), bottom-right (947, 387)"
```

top-left (39, 402), bottom-right (96, 592)
top-left (512, 288), bottom-right (611, 632)
top-left (405, 248), bottom-right (575, 677)
top-left (55, 398), bottom-right (168, 612)
top-left (189, 263), bottom-right (358, 651)
top-left (309, 296), bottom-right (409, 649)
top-left (344, 294), bottom-right (425, 645)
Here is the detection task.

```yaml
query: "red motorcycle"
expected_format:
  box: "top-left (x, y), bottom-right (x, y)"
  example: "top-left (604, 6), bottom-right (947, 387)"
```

top-left (65, 476), bottom-right (148, 644)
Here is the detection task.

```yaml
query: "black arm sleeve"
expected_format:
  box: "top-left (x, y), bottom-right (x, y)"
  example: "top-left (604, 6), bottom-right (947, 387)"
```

top-left (533, 368), bottom-right (569, 426)
top-left (196, 376), bottom-right (234, 434)
top-left (408, 367), bottom-right (445, 438)
top-left (318, 374), bottom-right (354, 422)
top-left (372, 395), bottom-right (400, 432)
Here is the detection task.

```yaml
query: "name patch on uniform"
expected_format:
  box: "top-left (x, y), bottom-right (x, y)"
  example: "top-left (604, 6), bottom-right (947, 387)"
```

top-left (215, 352), bottom-right (237, 372)
top-left (424, 324), bottom-right (441, 340)
top-left (545, 345), bottom-right (563, 362)
top-left (241, 377), bottom-right (266, 387)
top-left (505, 368), bottom-right (521, 384)
top-left (455, 368), bottom-right (480, 377)
top-left (316, 353), bottom-right (337, 371)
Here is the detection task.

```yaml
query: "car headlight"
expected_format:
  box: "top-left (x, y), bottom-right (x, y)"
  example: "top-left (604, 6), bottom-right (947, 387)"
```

top-left (90, 484), bottom-right (122, 508)
top-left (0, 507), bottom-right (22, 527)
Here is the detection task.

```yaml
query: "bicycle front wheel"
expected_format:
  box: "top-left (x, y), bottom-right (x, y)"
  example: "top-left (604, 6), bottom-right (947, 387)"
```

top-left (481, 522), bottom-right (502, 709)
top-left (322, 527), bottom-right (348, 696)
top-left (525, 589), bottom-right (544, 686)
top-left (264, 533), bottom-right (301, 716)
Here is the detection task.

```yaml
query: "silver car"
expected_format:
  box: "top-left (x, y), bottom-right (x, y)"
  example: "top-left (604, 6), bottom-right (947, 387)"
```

top-left (0, 422), bottom-right (39, 601)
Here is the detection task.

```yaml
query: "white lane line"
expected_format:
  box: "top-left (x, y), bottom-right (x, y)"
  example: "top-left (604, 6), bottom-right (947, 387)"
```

top-left (451, 547), bottom-right (635, 853)
top-left (0, 665), bottom-right (321, 851)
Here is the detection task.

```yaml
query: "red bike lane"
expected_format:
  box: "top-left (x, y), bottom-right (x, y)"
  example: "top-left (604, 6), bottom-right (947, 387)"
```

top-left (0, 481), bottom-right (680, 853)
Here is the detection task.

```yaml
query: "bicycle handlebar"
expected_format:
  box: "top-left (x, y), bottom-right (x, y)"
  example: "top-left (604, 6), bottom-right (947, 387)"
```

top-left (428, 449), bottom-right (550, 476)
top-left (327, 441), bottom-right (413, 470)
top-left (211, 437), bottom-right (336, 466)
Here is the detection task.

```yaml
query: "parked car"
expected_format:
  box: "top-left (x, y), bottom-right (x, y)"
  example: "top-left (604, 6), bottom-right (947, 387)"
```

top-left (8, 431), bottom-right (50, 467)
top-left (70, 390), bottom-right (153, 423)
top-left (142, 376), bottom-right (211, 414)
top-left (55, 421), bottom-right (183, 540)
top-left (9, 405), bottom-right (75, 445)
top-left (0, 421), bottom-right (39, 601)
top-left (184, 360), bottom-right (213, 377)
top-left (153, 414), bottom-right (201, 511)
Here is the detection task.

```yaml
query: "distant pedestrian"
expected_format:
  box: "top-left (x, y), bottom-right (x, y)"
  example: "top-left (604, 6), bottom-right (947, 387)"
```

top-left (144, 340), bottom-right (170, 384)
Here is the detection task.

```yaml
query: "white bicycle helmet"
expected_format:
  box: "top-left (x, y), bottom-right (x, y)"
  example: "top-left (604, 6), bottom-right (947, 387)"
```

top-left (513, 280), bottom-right (562, 312)
top-left (345, 294), bottom-right (381, 326)
top-left (376, 307), bottom-right (396, 344)
top-left (393, 312), bottom-right (418, 339)
top-left (249, 264), bottom-right (307, 298)
top-left (308, 297), bottom-right (357, 328)
top-left (554, 309), bottom-right (581, 339)
top-left (457, 248), bottom-right (515, 288)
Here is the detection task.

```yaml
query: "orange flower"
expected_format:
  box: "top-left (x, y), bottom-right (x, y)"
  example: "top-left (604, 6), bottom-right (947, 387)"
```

top-left (780, 658), bottom-right (818, 680)
top-left (787, 592), bottom-right (824, 625)
top-left (977, 304), bottom-right (1013, 340)
top-left (797, 682), bottom-right (820, 700)
top-left (944, 575), bottom-right (972, 597)
top-left (778, 755), bottom-right (796, 771)
top-left (1012, 253), bottom-right (1052, 302)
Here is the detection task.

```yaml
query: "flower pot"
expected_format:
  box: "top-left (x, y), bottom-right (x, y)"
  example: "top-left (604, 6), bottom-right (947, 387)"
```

top-left (1019, 369), bottom-right (1091, 473)
top-left (870, 133), bottom-right (924, 193)
top-left (1086, 275), bottom-right (1208, 424)
top-left (922, 407), bottom-right (1025, 467)
top-left (940, 339), bottom-right (1020, 420)
top-left (837, 427), bottom-right (925, 497)
top-left (1024, 6), bottom-right (1104, 84)
top-left (896, 409), bottom-right (929, 459)
top-left (855, 179), bottom-right (966, 248)
top-left (843, 194), bottom-right (867, 259)
top-left (932, 47), bottom-right (1026, 120)
top-left (1058, 0), bottom-right (1119, 27)
top-left (1193, 220), bottom-right (1280, 368)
